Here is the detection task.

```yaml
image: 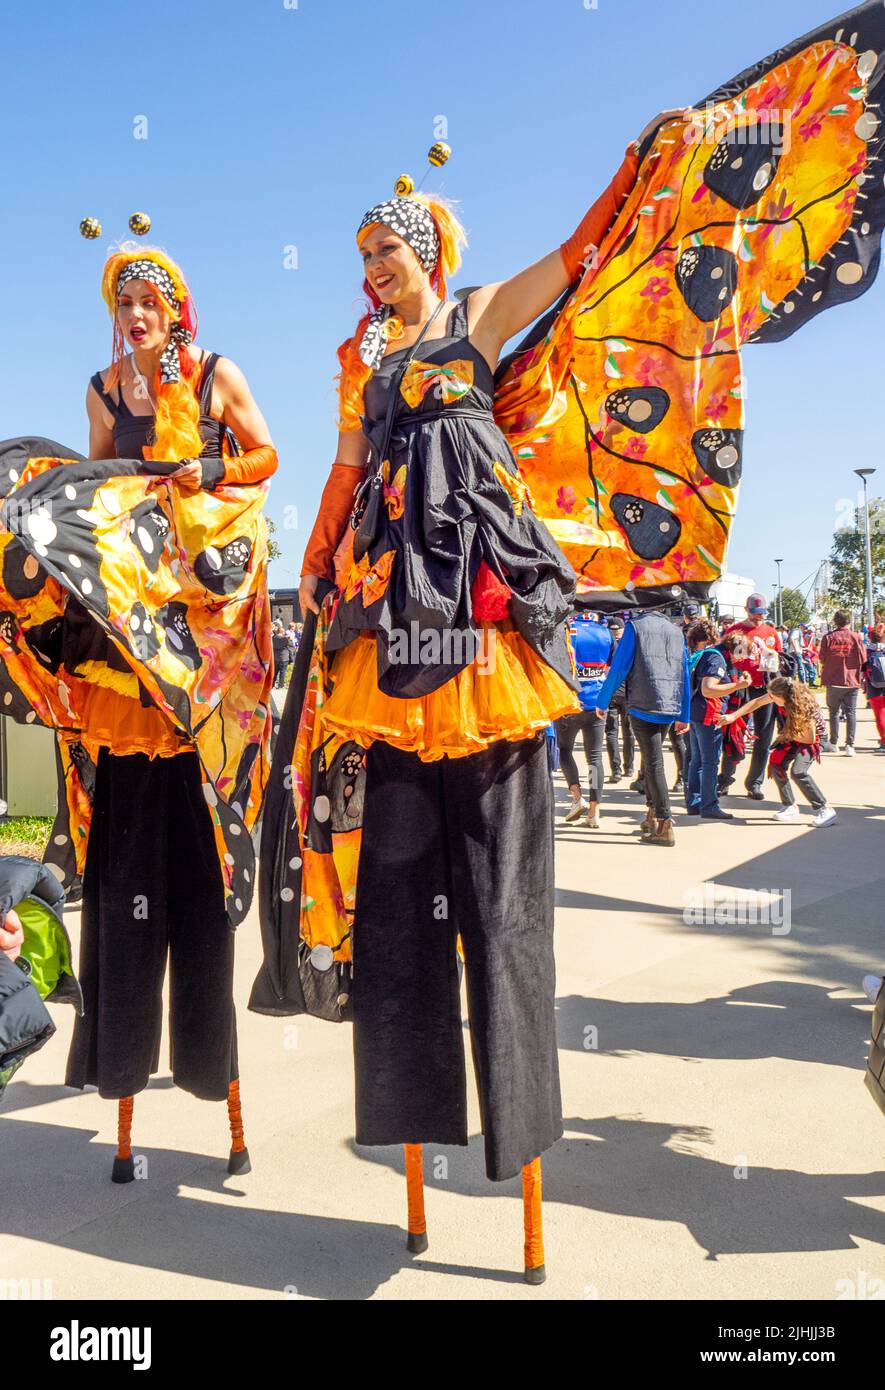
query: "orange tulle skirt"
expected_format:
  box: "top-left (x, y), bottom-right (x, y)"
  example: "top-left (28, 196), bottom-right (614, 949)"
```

top-left (321, 622), bottom-right (579, 761)
top-left (75, 678), bottom-right (187, 758)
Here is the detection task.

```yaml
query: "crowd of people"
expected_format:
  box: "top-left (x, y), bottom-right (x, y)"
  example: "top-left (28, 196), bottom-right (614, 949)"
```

top-left (555, 597), bottom-right (885, 847)
top-left (270, 618), bottom-right (303, 688)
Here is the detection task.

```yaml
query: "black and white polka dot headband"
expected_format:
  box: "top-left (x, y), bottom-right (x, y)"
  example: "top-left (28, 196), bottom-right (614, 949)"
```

top-left (357, 197), bottom-right (441, 273)
top-left (114, 259), bottom-right (194, 385)
top-left (356, 198), bottom-right (442, 370)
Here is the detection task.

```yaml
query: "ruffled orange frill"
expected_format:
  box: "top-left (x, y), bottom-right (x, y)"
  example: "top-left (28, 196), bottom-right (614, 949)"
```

top-left (321, 621), bottom-right (578, 761)
top-left (74, 667), bottom-right (186, 758)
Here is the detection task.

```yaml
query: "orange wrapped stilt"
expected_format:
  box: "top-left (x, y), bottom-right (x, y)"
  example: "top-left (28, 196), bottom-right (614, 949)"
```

top-left (522, 1157), bottom-right (545, 1285)
top-left (404, 1143), bottom-right (428, 1253)
top-left (111, 1096), bottom-right (135, 1184)
top-left (227, 1078), bottom-right (252, 1174)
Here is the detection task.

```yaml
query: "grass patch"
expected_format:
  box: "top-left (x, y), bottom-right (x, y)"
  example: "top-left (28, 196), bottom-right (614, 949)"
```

top-left (0, 816), bottom-right (52, 860)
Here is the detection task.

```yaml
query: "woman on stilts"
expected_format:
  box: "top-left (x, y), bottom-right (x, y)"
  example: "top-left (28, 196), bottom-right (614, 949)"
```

top-left (65, 245), bottom-right (278, 1177)
top-left (254, 116), bottom-right (674, 1281)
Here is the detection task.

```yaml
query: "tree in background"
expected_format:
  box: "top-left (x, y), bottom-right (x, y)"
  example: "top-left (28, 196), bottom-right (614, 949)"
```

top-left (266, 516), bottom-right (281, 562)
top-left (828, 499), bottom-right (885, 615)
top-left (779, 586), bottom-right (811, 629)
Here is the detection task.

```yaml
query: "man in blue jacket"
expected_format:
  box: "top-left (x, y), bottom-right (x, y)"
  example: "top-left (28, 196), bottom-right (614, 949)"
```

top-left (557, 612), bottom-right (615, 827)
top-left (596, 610), bottom-right (690, 845)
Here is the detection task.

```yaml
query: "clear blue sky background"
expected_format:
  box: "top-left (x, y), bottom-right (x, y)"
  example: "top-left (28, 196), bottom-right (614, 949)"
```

top-left (1, 0), bottom-right (881, 604)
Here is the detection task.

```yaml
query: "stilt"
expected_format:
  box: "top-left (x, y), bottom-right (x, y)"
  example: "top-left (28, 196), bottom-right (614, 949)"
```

top-left (404, 1143), bottom-right (428, 1253)
top-left (227, 1078), bottom-right (252, 1174)
top-left (522, 1156), bottom-right (546, 1285)
top-left (111, 1096), bottom-right (136, 1184)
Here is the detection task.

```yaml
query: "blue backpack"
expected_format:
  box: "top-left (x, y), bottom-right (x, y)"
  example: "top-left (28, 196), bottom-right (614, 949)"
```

top-left (867, 647), bottom-right (885, 691)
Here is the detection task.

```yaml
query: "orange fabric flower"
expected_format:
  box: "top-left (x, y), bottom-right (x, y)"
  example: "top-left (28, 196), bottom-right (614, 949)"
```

top-left (343, 549), bottom-right (396, 608)
top-left (381, 460), bottom-right (407, 520)
top-left (400, 359), bottom-right (474, 409)
top-left (493, 460), bottom-right (533, 516)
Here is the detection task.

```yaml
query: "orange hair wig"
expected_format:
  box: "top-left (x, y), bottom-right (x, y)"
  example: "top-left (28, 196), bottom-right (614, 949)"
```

top-left (101, 245), bottom-right (203, 462)
top-left (336, 193), bottom-right (468, 432)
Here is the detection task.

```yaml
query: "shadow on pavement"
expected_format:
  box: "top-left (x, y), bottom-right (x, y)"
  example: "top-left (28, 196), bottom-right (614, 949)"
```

top-left (554, 982), bottom-right (872, 1070)
top-left (0, 1115), bottom-right (487, 1298)
top-left (357, 1116), bottom-right (885, 1263)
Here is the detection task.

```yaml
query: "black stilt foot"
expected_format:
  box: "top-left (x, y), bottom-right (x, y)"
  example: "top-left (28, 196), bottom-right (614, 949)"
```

top-left (524, 1263), bottom-right (546, 1286)
top-left (112, 1155), bottom-right (135, 1184)
top-left (227, 1146), bottom-right (252, 1175)
top-left (407, 1231), bottom-right (428, 1254)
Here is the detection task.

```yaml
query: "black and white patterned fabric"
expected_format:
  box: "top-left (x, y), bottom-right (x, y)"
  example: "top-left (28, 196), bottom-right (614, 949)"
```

top-left (114, 260), bottom-right (194, 385)
top-left (356, 197), bottom-right (441, 369)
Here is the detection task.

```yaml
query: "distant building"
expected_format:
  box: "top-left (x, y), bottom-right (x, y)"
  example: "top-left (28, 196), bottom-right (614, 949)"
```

top-left (710, 572), bottom-right (757, 622)
top-left (268, 588), bottom-right (301, 627)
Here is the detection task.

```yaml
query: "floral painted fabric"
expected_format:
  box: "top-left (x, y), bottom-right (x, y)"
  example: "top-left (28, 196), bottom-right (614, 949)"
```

top-left (0, 437), bottom-right (273, 926)
top-left (495, 1), bottom-right (885, 607)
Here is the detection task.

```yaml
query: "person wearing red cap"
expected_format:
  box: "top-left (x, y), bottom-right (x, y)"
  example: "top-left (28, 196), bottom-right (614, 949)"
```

top-left (719, 594), bottom-right (782, 800)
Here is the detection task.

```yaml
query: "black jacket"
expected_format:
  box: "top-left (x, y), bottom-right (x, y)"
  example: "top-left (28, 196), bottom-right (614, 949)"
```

top-left (0, 855), bottom-right (80, 1103)
top-left (0, 953), bottom-right (54, 1098)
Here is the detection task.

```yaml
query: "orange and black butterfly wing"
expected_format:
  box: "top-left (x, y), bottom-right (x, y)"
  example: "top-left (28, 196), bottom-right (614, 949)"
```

top-left (495, 2), bottom-right (885, 608)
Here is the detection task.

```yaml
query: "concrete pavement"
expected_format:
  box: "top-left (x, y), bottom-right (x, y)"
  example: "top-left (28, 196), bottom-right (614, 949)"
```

top-left (2, 709), bottom-right (884, 1300)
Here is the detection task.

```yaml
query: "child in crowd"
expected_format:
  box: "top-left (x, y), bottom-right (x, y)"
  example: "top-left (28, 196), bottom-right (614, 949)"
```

top-left (720, 676), bottom-right (836, 828)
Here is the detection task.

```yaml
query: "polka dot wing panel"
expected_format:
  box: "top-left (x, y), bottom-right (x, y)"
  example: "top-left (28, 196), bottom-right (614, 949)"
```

top-left (0, 439), bottom-right (274, 926)
top-left (495, 12), bottom-right (885, 605)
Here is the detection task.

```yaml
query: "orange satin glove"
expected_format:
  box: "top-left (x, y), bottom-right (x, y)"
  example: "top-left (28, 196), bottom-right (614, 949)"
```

top-left (302, 463), bottom-right (364, 579)
top-left (221, 443), bottom-right (278, 486)
top-left (560, 145), bottom-right (640, 283)
top-left (197, 445), bottom-right (279, 489)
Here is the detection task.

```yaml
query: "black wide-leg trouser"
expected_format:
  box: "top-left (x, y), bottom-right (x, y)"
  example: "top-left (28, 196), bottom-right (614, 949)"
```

top-left (66, 749), bottom-right (238, 1101)
top-left (352, 734), bottom-right (562, 1182)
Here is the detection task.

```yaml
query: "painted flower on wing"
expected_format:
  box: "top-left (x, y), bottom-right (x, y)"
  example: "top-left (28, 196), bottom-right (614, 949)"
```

top-left (636, 356), bottom-right (662, 387)
top-left (799, 110), bottom-right (825, 141)
top-left (640, 275), bottom-right (671, 304)
top-left (758, 81), bottom-right (789, 112)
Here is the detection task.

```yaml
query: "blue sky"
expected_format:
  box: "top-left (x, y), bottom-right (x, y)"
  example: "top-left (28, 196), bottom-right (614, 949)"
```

top-left (1, 0), bottom-right (881, 604)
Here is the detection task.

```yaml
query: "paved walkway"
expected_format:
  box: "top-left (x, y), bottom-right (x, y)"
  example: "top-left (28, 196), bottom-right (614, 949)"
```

top-left (2, 710), bottom-right (884, 1300)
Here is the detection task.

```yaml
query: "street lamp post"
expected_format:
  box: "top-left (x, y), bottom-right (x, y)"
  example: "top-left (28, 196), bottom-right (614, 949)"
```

top-left (855, 468), bottom-right (877, 629)
top-left (774, 558), bottom-right (784, 627)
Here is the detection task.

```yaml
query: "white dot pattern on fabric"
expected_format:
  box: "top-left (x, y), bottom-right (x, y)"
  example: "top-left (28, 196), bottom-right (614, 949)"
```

top-left (310, 944), bottom-right (334, 972)
top-left (27, 507), bottom-right (57, 548)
